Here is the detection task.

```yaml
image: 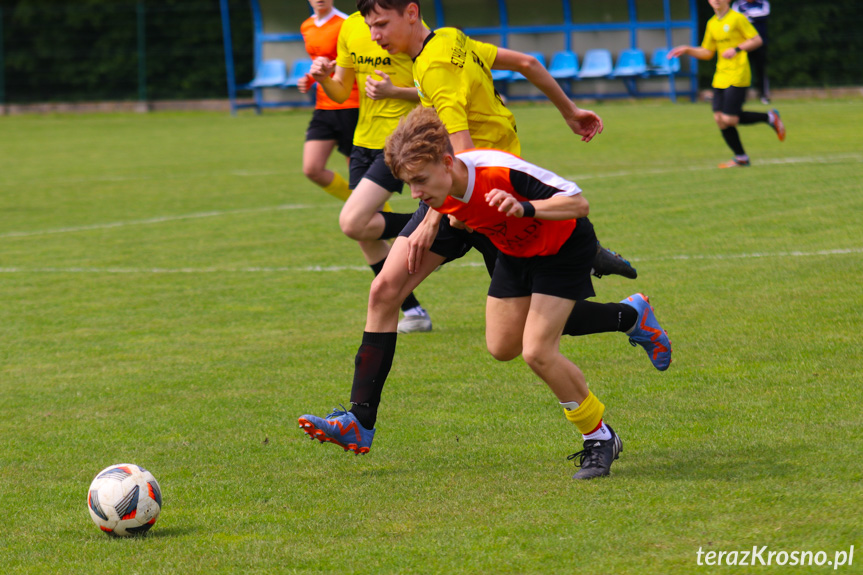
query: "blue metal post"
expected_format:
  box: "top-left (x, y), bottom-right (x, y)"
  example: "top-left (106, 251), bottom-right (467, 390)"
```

top-left (561, 0), bottom-right (572, 52)
top-left (249, 0), bottom-right (265, 113)
top-left (432, 0), bottom-right (445, 27)
top-left (220, 0), bottom-right (238, 114)
top-left (497, 0), bottom-right (508, 48)
top-left (628, 0), bottom-right (638, 48)
top-left (689, 0), bottom-right (699, 101)
top-left (137, 2), bottom-right (147, 105)
top-left (663, 0), bottom-right (677, 102)
top-left (0, 6), bottom-right (5, 109)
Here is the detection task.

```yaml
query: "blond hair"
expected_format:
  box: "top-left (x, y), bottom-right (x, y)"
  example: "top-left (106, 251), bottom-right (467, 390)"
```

top-left (385, 106), bottom-right (454, 182)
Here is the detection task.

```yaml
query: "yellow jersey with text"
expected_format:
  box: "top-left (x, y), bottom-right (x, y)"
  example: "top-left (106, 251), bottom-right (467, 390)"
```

top-left (701, 10), bottom-right (759, 89)
top-left (336, 12), bottom-right (417, 149)
top-left (413, 29), bottom-right (520, 155)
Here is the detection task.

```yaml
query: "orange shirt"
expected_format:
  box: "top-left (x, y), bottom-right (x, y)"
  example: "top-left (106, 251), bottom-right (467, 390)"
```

top-left (300, 9), bottom-right (359, 110)
top-left (435, 150), bottom-right (581, 257)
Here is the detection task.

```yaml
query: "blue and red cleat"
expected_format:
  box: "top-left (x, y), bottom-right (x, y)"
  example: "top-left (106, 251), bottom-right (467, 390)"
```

top-left (298, 406), bottom-right (375, 455)
top-left (621, 293), bottom-right (672, 371)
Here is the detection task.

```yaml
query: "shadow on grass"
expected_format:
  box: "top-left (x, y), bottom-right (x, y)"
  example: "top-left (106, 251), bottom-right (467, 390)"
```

top-left (626, 443), bottom-right (801, 482)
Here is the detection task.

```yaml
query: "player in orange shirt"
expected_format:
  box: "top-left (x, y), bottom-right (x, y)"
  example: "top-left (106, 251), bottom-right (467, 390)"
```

top-left (299, 107), bottom-right (672, 480)
top-left (298, 1), bottom-right (364, 203)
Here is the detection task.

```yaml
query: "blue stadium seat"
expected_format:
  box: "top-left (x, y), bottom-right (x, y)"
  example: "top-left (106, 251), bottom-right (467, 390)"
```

top-left (284, 58), bottom-right (313, 88)
top-left (491, 69), bottom-right (513, 81)
top-left (611, 49), bottom-right (647, 78)
top-left (646, 48), bottom-right (681, 76)
top-left (549, 50), bottom-right (579, 79)
top-left (242, 59), bottom-right (288, 89)
top-left (511, 52), bottom-right (547, 81)
top-left (578, 49), bottom-right (613, 79)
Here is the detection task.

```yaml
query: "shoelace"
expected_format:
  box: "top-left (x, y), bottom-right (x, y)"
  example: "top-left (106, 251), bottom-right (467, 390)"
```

top-left (325, 404), bottom-right (350, 419)
top-left (567, 444), bottom-right (603, 469)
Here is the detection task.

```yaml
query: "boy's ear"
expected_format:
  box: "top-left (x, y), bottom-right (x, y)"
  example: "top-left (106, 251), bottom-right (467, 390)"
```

top-left (407, 3), bottom-right (420, 23)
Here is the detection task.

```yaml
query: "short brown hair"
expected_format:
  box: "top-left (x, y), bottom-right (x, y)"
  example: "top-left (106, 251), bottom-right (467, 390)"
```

top-left (385, 106), bottom-right (453, 182)
top-left (356, 0), bottom-right (421, 17)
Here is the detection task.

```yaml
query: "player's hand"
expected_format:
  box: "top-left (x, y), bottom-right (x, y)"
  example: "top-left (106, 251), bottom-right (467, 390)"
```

top-left (566, 108), bottom-right (604, 143)
top-left (406, 215), bottom-right (439, 274)
top-left (365, 70), bottom-right (395, 100)
top-left (485, 188), bottom-right (523, 217)
top-left (447, 216), bottom-right (467, 230)
top-left (667, 46), bottom-right (688, 59)
top-left (310, 57), bottom-right (335, 81)
top-left (721, 48), bottom-right (738, 59)
top-left (297, 73), bottom-right (315, 94)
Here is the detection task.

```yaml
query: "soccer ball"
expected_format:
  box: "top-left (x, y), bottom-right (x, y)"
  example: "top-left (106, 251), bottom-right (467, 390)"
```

top-left (87, 464), bottom-right (162, 536)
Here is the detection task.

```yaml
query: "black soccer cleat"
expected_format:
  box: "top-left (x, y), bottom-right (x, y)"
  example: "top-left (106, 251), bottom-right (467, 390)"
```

top-left (592, 242), bottom-right (637, 279)
top-left (568, 425), bottom-right (623, 480)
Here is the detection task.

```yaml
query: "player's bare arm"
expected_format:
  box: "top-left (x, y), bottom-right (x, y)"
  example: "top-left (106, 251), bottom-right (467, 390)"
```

top-left (492, 47), bottom-right (603, 143)
top-left (667, 45), bottom-right (714, 61)
top-left (310, 57), bottom-right (355, 103)
top-left (365, 70), bottom-right (420, 101)
top-left (720, 35), bottom-right (763, 59)
top-left (485, 189), bottom-right (589, 220)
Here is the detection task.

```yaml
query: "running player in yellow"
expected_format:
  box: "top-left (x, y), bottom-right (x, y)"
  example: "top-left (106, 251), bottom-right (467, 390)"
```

top-left (310, 10), bottom-right (431, 333)
top-left (356, 0), bottom-right (632, 281)
top-left (669, 0), bottom-right (785, 168)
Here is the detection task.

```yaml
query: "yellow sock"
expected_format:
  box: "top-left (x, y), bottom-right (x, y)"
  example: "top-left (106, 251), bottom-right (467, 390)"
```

top-left (563, 391), bottom-right (605, 435)
top-left (322, 172), bottom-right (352, 202)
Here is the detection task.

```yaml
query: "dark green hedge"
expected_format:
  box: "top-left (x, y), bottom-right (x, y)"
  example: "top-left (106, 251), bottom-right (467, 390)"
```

top-left (1, 0), bottom-right (861, 104)
top-left (0, 0), bottom-right (253, 103)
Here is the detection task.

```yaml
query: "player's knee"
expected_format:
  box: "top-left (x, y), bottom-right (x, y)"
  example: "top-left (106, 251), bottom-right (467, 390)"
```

top-left (486, 339), bottom-right (521, 362)
top-left (521, 345), bottom-right (555, 372)
top-left (302, 162), bottom-right (326, 183)
top-left (368, 273), bottom-right (404, 310)
top-left (338, 210), bottom-right (365, 240)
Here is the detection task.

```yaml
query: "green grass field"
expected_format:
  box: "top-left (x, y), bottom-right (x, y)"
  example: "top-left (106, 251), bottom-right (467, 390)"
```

top-left (1, 98), bottom-right (862, 574)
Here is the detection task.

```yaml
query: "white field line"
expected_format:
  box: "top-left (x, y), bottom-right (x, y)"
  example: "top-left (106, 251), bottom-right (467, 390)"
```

top-left (0, 204), bottom-right (311, 239)
top-left (0, 247), bottom-right (860, 274)
top-left (564, 153), bottom-right (863, 181)
top-left (0, 169), bottom-right (286, 188)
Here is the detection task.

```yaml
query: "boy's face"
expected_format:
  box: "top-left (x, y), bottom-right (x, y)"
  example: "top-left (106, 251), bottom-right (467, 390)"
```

top-left (403, 158), bottom-right (454, 209)
top-left (708, 0), bottom-right (731, 12)
top-left (308, 0), bottom-right (334, 13)
top-left (365, 5), bottom-right (417, 54)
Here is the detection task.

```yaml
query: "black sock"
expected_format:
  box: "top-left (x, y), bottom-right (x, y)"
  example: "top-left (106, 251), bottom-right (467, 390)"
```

top-left (739, 111), bottom-right (768, 125)
top-left (370, 258), bottom-right (422, 313)
top-left (720, 126), bottom-right (746, 156)
top-left (380, 212), bottom-right (413, 240)
top-left (562, 301), bottom-right (638, 336)
top-left (370, 258), bottom-right (385, 276)
top-left (349, 331), bottom-right (397, 430)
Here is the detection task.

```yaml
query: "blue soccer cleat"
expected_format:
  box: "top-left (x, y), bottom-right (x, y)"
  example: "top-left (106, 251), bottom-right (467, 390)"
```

top-left (298, 406), bottom-right (375, 455)
top-left (621, 293), bottom-right (672, 371)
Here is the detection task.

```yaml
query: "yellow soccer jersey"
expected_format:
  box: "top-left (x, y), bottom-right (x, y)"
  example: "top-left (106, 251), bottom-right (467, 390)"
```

top-left (701, 9), bottom-right (759, 89)
top-left (336, 12), bottom-right (417, 149)
top-left (413, 28), bottom-right (520, 156)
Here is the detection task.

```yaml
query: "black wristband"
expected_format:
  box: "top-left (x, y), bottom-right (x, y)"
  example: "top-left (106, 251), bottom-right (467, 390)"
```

top-left (734, 46), bottom-right (742, 53)
top-left (519, 201), bottom-right (535, 218)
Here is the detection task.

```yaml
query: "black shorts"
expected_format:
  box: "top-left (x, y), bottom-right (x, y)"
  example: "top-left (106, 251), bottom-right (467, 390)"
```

top-left (349, 146), bottom-right (404, 193)
top-left (712, 86), bottom-right (747, 116)
top-left (399, 201), bottom-right (500, 275)
top-left (488, 217), bottom-right (597, 301)
top-left (305, 108), bottom-right (359, 157)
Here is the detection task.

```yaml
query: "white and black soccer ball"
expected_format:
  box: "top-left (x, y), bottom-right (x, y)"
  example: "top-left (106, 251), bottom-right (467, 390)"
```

top-left (87, 464), bottom-right (162, 536)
